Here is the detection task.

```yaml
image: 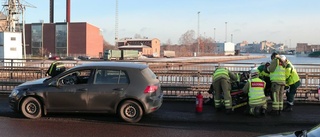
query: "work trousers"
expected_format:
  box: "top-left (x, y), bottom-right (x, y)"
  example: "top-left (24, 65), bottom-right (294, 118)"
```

top-left (213, 79), bottom-right (232, 109)
top-left (286, 81), bottom-right (301, 105)
top-left (271, 82), bottom-right (285, 111)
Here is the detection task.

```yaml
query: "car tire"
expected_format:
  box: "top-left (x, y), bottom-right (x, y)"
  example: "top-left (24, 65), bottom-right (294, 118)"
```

top-left (118, 100), bottom-right (143, 123)
top-left (21, 97), bottom-right (42, 119)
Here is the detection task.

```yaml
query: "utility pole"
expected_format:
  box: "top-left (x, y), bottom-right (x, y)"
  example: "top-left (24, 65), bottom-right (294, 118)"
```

top-left (115, 0), bottom-right (119, 48)
top-left (231, 34), bottom-right (233, 43)
top-left (197, 11), bottom-right (200, 56)
top-left (225, 22), bottom-right (227, 43)
top-left (213, 28), bottom-right (216, 42)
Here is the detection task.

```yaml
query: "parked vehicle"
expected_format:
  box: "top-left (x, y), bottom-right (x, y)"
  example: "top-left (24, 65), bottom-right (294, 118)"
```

top-left (258, 124), bottom-right (320, 137)
top-left (163, 50), bottom-right (176, 58)
top-left (104, 49), bottom-right (139, 60)
top-left (64, 56), bottom-right (80, 60)
top-left (48, 56), bottom-right (60, 60)
top-left (78, 55), bottom-right (91, 60)
top-left (8, 62), bottom-right (163, 123)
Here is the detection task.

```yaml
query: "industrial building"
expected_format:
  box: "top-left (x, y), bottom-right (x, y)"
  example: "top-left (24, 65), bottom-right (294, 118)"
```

top-left (0, 0), bottom-right (104, 59)
top-left (24, 22), bottom-right (103, 58)
top-left (117, 38), bottom-right (161, 57)
top-left (215, 42), bottom-right (235, 55)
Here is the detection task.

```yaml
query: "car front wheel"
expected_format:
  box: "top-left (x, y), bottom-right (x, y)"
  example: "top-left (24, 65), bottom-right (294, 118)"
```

top-left (21, 97), bottom-right (42, 119)
top-left (118, 100), bottom-right (143, 123)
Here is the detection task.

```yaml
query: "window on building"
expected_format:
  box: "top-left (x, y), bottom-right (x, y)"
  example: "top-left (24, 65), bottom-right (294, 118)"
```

top-left (55, 23), bottom-right (68, 56)
top-left (31, 24), bottom-right (43, 56)
top-left (10, 37), bottom-right (16, 41)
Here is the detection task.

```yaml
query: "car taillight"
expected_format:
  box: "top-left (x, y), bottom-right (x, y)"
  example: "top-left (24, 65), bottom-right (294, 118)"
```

top-left (144, 85), bottom-right (158, 93)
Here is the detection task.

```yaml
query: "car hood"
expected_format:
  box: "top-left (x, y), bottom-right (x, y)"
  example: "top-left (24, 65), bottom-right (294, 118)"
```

top-left (19, 77), bottom-right (49, 87)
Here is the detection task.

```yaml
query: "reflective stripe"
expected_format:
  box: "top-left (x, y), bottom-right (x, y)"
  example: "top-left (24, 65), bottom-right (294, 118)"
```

top-left (248, 78), bottom-right (266, 105)
top-left (270, 59), bottom-right (286, 82)
top-left (213, 68), bottom-right (229, 80)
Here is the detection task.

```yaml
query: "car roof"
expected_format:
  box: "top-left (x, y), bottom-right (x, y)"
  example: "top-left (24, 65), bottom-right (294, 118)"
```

top-left (74, 62), bottom-right (148, 70)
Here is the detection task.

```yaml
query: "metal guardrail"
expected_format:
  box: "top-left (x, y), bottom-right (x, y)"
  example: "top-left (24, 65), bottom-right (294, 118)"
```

top-left (0, 61), bottom-right (319, 102)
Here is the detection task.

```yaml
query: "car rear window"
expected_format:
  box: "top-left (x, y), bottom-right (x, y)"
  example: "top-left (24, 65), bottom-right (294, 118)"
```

top-left (141, 67), bottom-right (157, 79)
top-left (94, 69), bottom-right (129, 84)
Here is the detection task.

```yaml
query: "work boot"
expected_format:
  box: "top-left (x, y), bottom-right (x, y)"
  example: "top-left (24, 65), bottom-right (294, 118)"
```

top-left (225, 109), bottom-right (234, 114)
top-left (268, 110), bottom-right (280, 116)
top-left (215, 107), bottom-right (223, 112)
top-left (260, 108), bottom-right (267, 117)
top-left (283, 104), bottom-right (293, 112)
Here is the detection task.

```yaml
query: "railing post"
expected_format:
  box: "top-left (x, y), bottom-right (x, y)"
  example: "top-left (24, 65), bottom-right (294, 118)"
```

top-left (10, 59), bottom-right (13, 79)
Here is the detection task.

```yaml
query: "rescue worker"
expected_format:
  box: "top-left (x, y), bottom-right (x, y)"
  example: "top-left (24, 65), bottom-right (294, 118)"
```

top-left (257, 62), bottom-right (271, 97)
top-left (242, 67), bottom-right (267, 117)
top-left (268, 52), bottom-right (287, 115)
top-left (212, 66), bottom-right (238, 114)
top-left (280, 55), bottom-right (301, 112)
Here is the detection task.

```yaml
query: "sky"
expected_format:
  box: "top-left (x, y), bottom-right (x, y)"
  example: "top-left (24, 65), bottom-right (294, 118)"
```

top-left (16, 0), bottom-right (320, 47)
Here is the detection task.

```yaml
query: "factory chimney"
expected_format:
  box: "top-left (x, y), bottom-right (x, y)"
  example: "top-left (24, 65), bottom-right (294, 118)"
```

top-left (66, 0), bottom-right (70, 22)
top-left (50, 0), bottom-right (54, 23)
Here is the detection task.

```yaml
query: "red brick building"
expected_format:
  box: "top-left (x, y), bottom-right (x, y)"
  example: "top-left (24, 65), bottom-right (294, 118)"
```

top-left (24, 22), bottom-right (103, 58)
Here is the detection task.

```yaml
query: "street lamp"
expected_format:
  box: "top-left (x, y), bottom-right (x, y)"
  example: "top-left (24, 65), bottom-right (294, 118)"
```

top-left (214, 28), bottom-right (216, 42)
top-left (197, 11), bottom-right (200, 56)
top-left (225, 22), bottom-right (227, 43)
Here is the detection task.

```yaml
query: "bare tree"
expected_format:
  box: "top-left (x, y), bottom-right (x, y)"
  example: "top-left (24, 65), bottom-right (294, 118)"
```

top-left (179, 30), bottom-right (196, 46)
top-left (103, 40), bottom-right (116, 51)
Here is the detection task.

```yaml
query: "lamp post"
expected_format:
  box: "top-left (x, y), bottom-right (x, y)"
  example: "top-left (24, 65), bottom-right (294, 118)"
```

top-left (197, 11), bottom-right (200, 56)
top-left (214, 28), bottom-right (216, 42)
top-left (225, 22), bottom-right (227, 43)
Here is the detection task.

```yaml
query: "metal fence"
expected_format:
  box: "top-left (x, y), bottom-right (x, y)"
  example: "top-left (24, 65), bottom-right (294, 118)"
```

top-left (0, 60), bottom-right (319, 102)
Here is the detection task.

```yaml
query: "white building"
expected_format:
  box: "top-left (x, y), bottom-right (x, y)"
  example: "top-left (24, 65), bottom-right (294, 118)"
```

top-left (215, 42), bottom-right (235, 55)
top-left (0, 32), bottom-right (23, 65)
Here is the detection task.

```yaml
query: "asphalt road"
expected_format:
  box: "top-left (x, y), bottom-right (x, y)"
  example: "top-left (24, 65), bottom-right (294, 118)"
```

top-left (0, 94), bottom-right (319, 137)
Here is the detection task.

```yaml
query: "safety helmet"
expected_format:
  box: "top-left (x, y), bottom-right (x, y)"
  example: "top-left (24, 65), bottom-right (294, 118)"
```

top-left (250, 67), bottom-right (259, 77)
top-left (280, 55), bottom-right (286, 61)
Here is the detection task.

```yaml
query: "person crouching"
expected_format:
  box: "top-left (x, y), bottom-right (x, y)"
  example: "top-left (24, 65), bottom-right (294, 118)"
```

top-left (242, 67), bottom-right (267, 117)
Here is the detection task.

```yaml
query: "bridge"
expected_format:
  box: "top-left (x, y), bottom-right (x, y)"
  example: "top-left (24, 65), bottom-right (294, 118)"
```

top-left (0, 57), bottom-right (319, 103)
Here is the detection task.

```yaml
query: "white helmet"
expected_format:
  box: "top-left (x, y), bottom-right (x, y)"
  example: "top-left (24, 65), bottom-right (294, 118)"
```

top-left (250, 67), bottom-right (259, 77)
top-left (280, 55), bottom-right (286, 61)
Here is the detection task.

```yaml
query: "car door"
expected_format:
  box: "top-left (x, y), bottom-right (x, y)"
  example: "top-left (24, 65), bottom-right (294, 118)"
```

top-left (46, 69), bottom-right (93, 111)
top-left (87, 69), bottom-right (129, 111)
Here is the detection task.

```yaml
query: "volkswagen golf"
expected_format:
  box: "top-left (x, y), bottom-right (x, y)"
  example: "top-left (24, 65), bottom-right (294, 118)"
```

top-left (9, 62), bottom-right (163, 123)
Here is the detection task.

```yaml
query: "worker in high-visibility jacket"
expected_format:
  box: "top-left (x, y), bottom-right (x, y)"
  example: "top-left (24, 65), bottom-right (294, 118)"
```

top-left (268, 52), bottom-right (287, 116)
top-left (212, 66), bottom-right (238, 114)
top-left (242, 67), bottom-right (267, 117)
top-left (280, 55), bottom-right (301, 112)
top-left (257, 62), bottom-right (271, 97)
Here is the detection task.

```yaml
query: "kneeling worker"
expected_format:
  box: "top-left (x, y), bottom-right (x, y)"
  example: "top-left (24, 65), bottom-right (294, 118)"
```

top-left (242, 67), bottom-right (267, 117)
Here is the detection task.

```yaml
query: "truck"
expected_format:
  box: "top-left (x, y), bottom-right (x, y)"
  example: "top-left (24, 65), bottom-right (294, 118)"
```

top-left (163, 50), bottom-right (176, 58)
top-left (104, 49), bottom-right (139, 60)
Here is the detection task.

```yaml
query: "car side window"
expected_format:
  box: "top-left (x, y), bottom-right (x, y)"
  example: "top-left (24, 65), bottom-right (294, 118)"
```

top-left (94, 69), bottom-right (129, 84)
top-left (59, 69), bottom-right (92, 85)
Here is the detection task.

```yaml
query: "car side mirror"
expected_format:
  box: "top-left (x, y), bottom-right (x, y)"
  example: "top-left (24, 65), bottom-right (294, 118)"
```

top-left (48, 81), bottom-right (59, 87)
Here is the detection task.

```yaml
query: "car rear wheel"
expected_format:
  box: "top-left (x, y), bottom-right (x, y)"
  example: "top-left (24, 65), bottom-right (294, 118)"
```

top-left (118, 100), bottom-right (143, 123)
top-left (21, 97), bottom-right (42, 119)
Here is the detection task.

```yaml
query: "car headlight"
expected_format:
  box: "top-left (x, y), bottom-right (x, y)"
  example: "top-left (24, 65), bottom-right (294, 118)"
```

top-left (10, 89), bottom-right (20, 97)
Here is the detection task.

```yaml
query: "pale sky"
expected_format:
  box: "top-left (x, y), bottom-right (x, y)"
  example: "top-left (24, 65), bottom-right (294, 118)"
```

top-left (18, 0), bottom-right (320, 47)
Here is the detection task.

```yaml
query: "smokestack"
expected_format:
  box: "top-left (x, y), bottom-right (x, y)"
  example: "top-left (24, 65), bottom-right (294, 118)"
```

top-left (66, 0), bottom-right (70, 22)
top-left (50, 0), bottom-right (54, 23)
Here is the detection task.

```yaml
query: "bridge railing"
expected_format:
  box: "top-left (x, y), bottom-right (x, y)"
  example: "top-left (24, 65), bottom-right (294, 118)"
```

top-left (0, 61), bottom-right (319, 102)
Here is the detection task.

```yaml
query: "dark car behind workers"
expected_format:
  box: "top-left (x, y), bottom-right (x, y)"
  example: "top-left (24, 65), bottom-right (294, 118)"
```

top-left (8, 62), bottom-right (163, 123)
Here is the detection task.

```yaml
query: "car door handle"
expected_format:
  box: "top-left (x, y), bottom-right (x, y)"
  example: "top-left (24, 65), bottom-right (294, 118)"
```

top-left (77, 88), bottom-right (88, 91)
top-left (113, 88), bottom-right (124, 91)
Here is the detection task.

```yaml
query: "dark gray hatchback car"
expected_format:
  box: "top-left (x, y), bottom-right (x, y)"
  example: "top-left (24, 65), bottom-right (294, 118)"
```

top-left (9, 62), bottom-right (163, 123)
